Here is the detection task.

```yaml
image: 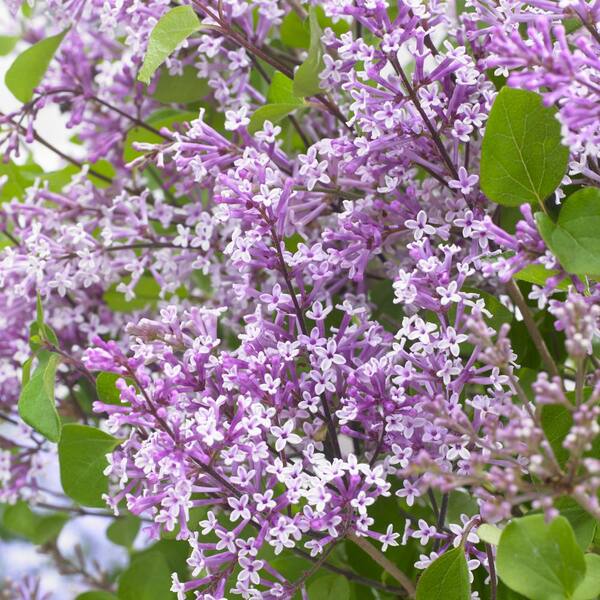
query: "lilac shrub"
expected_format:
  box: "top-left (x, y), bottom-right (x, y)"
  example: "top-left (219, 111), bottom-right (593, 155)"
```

top-left (0, 0), bottom-right (600, 598)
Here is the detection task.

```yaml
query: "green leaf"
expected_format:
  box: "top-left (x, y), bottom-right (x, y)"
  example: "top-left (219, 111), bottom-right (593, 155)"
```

top-left (307, 574), bottom-right (351, 600)
top-left (497, 582), bottom-right (529, 599)
top-left (554, 498), bottom-right (597, 551)
top-left (480, 87), bottom-right (569, 207)
top-left (75, 593), bottom-right (119, 600)
top-left (3, 501), bottom-right (68, 545)
top-left (292, 7), bottom-right (325, 98)
top-left (134, 539), bottom-right (190, 582)
top-left (541, 404), bottom-right (572, 467)
top-left (103, 274), bottom-right (161, 313)
top-left (0, 161), bottom-right (31, 203)
top-left (281, 11), bottom-right (310, 49)
top-left (152, 65), bottom-right (210, 104)
top-left (496, 515), bottom-right (586, 600)
top-left (477, 524), bottom-right (502, 546)
top-left (107, 515), bottom-right (141, 548)
top-left (248, 103), bottom-right (302, 134)
top-left (536, 187), bottom-right (600, 277)
top-left (138, 6), bottom-right (201, 85)
top-left (18, 350), bottom-right (61, 442)
top-left (268, 72), bottom-right (303, 105)
top-left (123, 109), bottom-right (197, 163)
top-left (58, 424), bottom-right (121, 508)
top-left (573, 554), bottom-right (600, 600)
top-left (118, 552), bottom-right (173, 600)
top-left (36, 293), bottom-right (44, 329)
top-left (0, 35), bottom-right (18, 56)
top-left (95, 372), bottom-right (124, 405)
top-left (514, 263), bottom-right (570, 291)
top-left (416, 547), bottom-right (471, 600)
top-left (5, 29), bottom-right (69, 102)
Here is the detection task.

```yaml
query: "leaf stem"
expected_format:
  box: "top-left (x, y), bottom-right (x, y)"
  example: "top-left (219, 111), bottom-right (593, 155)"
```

top-left (347, 532), bottom-right (416, 598)
top-left (505, 279), bottom-right (559, 378)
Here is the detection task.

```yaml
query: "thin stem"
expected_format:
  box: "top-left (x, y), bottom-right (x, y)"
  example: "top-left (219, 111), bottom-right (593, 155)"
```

top-left (269, 223), bottom-right (341, 460)
top-left (389, 57), bottom-right (459, 181)
top-left (348, 532), bottom-right (416, 598)
top-left (576, 357), bottom-right (586, 406)
top-left (290, 545), bottom-right (407, 595)
top-left (505, 279), bottom-right (559, 378)
top-left (486, 543), bottom-right (497, 600)
top-left (432, 493), bottom-right (448, 551)
top-left (247, 54), bottom-right (311, 148)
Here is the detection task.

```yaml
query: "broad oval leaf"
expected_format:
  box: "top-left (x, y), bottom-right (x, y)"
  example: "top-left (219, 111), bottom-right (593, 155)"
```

top-left (477, 524), bottom-right (502, 546)
top-left (248, 103), bottom-right (302, 134)
top-left (3, 501), bottom-right (68, 545)
top-left (138, 6), bottom-right (201, 85)
top-left (58, 424), bottom-right (121, 507)
top-left (536, 187), bottom-right (600, 277)
top-left (96, 371), bottom-right (124, 405)
top-left (0, 35), bottom-right (18, 56)
top-left (118, 552), bottom-right (173, 600)
top-left (555, 498), bottom-right (597, 551)
top-left (307, 574), bottom-right (351, 600)
top-left (292, 8), bottom-right (325, 98)
top-left (281, 11), bottom-right (310, 49)
top-left (123, 109), bottom-right (197, 163)
top-left (107, 514), bottom-right (141, 548)
top-left (5, 29), bottom-right (68, 102)
top-left (152, 65), bottom-right (210, 104)
top-left (268, 72), bottom-right (303, 105)
top-left (480, 88), bottom-right (569, 207)
top-left (416, 546), bottom-right (471, 600)
top-left (540, 403), bottom-right (572, 467)
top-left (18, 350), bottom-right (61, 442)
top-left (573, 554), bottom-right (600, 600)
top-left (496, 515), bottom-right (586, 600)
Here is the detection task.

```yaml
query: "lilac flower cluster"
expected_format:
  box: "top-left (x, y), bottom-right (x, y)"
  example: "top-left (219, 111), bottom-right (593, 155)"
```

top-left (1, 0), bottom-right (600, 597)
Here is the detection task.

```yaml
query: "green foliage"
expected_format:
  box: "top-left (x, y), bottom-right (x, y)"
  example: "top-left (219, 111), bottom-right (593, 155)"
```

top-left (268, 72), bottom-right (302, 104)
top-left (152, 65), bottom-right (210, 104)
top-left (292, 8), bottom-right (325, 98)
top-left (513, 263), bottom-right (570, 291)
top-left (554, 498), bottom-right (597, 551)
top-left (18, 350), bottom-right (62, 442)
top-left (536, 187), bottom-right (600, 277)
top-left (0, 35), bottom-right (18, 55)
top-left (3, 501), bottom-right (68, 544)
top-left (248, 103), bottom-right (303, 134)
top-left (415, 546), bottom-right (471, 600)
top-left (480, 88), bottom-right (569, 207)
top-left (95, 372), bottom-right (126, 405)
top-left (249, 72), bottom-right (304, 134)
top-left (75, 593), bottom-right (119, 600)
top-left (123, 108), bottom-right (197, 163)
top-left (573, 554), bottom-right (600, 600)
top-left (281, 7), bottom-right (350, 49)
top-left (0, 161), bottom-right (36, 203)
top-left (496, 515), bottom-right (586, 599)
top-left (106, 515), bottom-right (141, 548)
top-left (540, 403), bottom-right (572, 467)
top-left (103, 274), bottom-right (161, 313)
top-left (58, 424), bottom-right (121, 507)
top-left (118, 552), bottom-right (174, 599)
top-left (5, 29), bottom-right (69, 102)
top-left (138, 6), bottom-right (201, 84)
top-left (281, 11), bottom-right (310, 49)
top-left (307, 574), bottom-right (351, 599)
top-left (477, 523), bottom-right (502, 546)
